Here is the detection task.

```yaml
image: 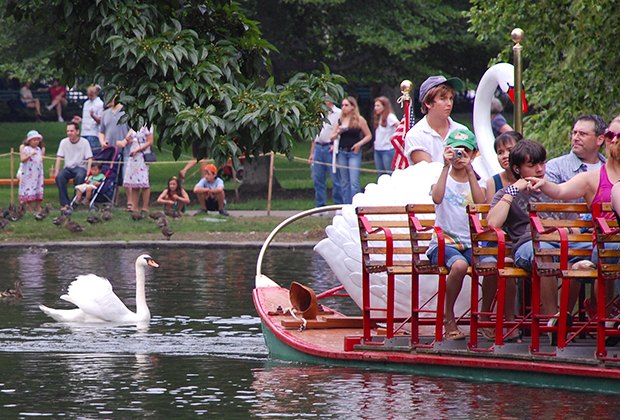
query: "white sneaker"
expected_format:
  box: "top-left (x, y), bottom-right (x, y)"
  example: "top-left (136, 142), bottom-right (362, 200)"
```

top-left (58, 116), bottom-right (64, 122)
top-left (46, 104), bottom-right (53, 111)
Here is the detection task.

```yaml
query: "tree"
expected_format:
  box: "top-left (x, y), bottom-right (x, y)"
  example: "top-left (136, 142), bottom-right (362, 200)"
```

top-left (469, 0), bottom-right (620, 157)
top-left (5, 0), bottom-right (345, 167)
top-left (246, 0), bottom-right (501, 87)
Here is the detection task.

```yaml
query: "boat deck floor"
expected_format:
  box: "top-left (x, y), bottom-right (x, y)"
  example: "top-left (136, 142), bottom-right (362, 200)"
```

top-left (257, 286), bottom-right (620, 367)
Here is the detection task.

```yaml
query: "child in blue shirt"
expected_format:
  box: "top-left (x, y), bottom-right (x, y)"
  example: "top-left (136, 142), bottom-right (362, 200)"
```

top-left (193, 164), bottom-right (229, 216)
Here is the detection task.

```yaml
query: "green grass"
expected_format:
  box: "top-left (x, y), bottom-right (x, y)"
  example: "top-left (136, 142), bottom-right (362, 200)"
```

top-left (0, 208), bottom-right (331, 242)
top-left (0, 112), bottom-right (474, 211)
top-left (0, 121), bottom-right (382, 210)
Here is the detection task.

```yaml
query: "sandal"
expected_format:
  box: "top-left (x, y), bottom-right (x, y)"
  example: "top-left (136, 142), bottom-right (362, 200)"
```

top-left (505, 329), bottom-right (522, 343)
top-left (443, 319), bottom-right (466, 341)
top-left (480, 327), bottom-right (496, 340)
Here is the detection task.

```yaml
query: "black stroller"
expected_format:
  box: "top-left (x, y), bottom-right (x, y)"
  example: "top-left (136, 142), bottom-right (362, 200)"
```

top-left (70, 147), bottom-right (123, 210)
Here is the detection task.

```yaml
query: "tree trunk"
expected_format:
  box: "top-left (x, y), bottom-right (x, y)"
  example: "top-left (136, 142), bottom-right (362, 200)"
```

top-left (237, 155), bottom-right (282, 196)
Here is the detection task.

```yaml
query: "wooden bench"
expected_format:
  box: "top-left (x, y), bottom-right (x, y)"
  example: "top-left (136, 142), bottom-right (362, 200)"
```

top-left (356, 206), bottom-right (411, 343)
top-left (528, 202), bottom-right (598, 355)
top-left (467, 203), bottom-right (530, 351)
top-left (592, 202), bottom-right (620, 360)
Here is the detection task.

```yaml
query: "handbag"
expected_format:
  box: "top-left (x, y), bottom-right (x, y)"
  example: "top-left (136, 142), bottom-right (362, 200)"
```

top-left (142, 151), bottom-right (157, 163)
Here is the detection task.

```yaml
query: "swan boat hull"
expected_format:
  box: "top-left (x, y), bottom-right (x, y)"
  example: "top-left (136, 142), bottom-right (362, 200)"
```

top-left (253, 285), bottom-right (620, 395)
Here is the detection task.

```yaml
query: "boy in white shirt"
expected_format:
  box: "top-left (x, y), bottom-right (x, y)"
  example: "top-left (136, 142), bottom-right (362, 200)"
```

top-left (427, 129), bottom-right (486, 340)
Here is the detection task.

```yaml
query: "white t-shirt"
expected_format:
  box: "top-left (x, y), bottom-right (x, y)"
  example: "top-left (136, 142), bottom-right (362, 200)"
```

top-left (314, 106), bottom-right (341, 144)
top-left (404, 116), bottom-right (468, 164)
top-left (81, 97), bottom-right (104, 137)
top-left (428, 174), bottom-right (486, 252)
top-left (374, 113), bottom-right (399, 151)
top-left (57, 137), bottom-right (93, 169)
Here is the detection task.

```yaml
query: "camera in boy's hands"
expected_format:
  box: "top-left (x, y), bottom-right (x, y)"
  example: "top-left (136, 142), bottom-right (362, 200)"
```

top-left (453, 147), bottom-right (465, 160)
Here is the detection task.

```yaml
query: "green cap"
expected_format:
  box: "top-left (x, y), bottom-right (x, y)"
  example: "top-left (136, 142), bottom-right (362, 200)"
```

top-left (447, 128), bottom-right (477, 151)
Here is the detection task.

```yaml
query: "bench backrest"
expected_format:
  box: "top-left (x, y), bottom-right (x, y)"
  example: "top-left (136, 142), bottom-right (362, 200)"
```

top-left (529, 202), bottom-right (594, 273)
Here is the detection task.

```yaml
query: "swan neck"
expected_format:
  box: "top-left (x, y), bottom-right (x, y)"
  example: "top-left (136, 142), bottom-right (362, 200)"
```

top-left (135, 262), bottom-right (149, 317)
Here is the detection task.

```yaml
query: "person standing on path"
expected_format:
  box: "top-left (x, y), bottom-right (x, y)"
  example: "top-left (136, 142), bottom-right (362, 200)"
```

top-left (309, 101), bottom-right (343, 208)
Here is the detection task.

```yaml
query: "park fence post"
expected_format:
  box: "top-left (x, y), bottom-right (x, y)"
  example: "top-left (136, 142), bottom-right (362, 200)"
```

top-left (266, 152), bottom-right (275, 216)
top-left (10, 147), bottom-right (15, 206)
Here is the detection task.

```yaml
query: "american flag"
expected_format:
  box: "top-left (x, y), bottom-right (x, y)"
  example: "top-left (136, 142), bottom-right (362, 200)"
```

top-left (390, 97), bottom-right (415, 170)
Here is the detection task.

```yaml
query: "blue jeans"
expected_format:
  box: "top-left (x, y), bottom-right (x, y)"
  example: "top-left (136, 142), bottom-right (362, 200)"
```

top-left (337, 150), bottom-right (362, 204)
top-left (428, 246), bottom-right (472, 268)
top-left (84, 135), bottom-right (101, 156)
top-left (514, 240), bottom-right (593, 272)
top-left (374, 149), bottom-right (395, 176)
top-left (56, 166), bottom-right (87, 206)
top-left (312, 143), bottom-right (343, 207)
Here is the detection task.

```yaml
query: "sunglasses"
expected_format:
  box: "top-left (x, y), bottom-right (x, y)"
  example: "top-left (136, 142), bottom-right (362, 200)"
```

top-left (604, 130), bottom-right (620, 141)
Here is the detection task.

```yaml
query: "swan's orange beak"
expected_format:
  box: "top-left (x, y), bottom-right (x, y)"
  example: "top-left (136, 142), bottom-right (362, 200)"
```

top-left (146, 257), bottom-right (160, 268)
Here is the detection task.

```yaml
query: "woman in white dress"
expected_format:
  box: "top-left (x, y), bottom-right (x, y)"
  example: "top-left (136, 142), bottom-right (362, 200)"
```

top-left (119, 126), bottom-right (153, 211)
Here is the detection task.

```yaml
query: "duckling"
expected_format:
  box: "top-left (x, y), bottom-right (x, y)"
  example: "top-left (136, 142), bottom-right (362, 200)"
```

top-left (101, 209), bottom-right (113, 221)
top-left (1, 280), bottom-right (23, 299)
top-left (86, 214), bottom-right (102, 224)
top-left (160, 225), bottom-right (174, 240)
top-left (65, 219), bottom-right (84, 233)
top-left (156, 216), bottom-right (168, 228)
top-left (6, 204), bottom-right (25, 221)
top-left (34, 204), bottom-right (52, 221)
top-left (131, 211), bottom-right (145, 221)
top-left (149, 210), bottom-right (166, 220)
top-left (52, 214), bottom-right (67, 226)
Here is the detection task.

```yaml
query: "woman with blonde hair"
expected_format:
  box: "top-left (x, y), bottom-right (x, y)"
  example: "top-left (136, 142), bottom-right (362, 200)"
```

top-left (372, 96), bottom-right (399, 176)
top-left (330, 96), bottom-right (372, 204)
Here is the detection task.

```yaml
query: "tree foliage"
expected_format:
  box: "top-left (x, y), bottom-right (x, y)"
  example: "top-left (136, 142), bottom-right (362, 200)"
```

top-left (246, 0), bottom-right (501, 87)
top-left (5, 0), bottom-right (344, 166)
top-left (469, 0), bottom-right (620, 157)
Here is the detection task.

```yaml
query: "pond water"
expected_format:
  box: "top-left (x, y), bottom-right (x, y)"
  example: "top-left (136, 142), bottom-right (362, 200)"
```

top-left (0, 246), bottom-right (618, 418)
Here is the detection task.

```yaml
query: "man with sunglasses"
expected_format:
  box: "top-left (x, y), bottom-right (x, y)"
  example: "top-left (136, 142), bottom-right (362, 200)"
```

top-left (543, 115), bottom-right (607, 318)
top-left (529, 115), bottom-right (620, 334)
top-left (545, 114), bottom-right (607, 188)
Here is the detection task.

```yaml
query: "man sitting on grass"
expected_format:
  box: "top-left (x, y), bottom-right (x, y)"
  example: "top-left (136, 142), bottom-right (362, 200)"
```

top-left (193, 164), bottom-right (229, 216)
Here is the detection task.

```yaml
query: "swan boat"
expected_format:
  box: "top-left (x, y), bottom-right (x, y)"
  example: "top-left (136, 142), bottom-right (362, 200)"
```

top-left (253, 64), bottom-right (620, 394)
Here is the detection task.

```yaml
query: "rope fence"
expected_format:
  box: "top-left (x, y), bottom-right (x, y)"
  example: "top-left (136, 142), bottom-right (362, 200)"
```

top-left (0, 146), bottom-right (385, 208)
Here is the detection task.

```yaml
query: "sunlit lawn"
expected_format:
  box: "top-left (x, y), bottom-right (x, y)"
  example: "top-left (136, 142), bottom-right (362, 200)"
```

top-left (0, 122), bottom-right (380, 210)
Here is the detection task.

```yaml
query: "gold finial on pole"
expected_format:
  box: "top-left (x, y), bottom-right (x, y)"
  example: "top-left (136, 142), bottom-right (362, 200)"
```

top-left (512, 28), bottom-right (524, 135)
top-left (400, 80), bottom-right (413, 101)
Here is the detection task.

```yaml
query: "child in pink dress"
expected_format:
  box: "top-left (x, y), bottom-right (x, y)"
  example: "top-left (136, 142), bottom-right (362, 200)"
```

top-left (18, 130), bottom-right (45, 213)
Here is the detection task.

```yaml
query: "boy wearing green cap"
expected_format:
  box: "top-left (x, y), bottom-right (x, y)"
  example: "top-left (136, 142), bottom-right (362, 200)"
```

top-left (427, 128), bottom-right (486, 340)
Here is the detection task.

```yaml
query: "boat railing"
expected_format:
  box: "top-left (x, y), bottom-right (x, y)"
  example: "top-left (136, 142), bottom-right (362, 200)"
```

top-left (255, 205), bottom-right (344, 288)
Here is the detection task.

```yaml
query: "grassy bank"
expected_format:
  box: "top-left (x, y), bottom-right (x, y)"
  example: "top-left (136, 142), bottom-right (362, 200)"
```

top-left (0, 208), bottom-right (331, 243)
top-left (0, 113), bottom-right (473, 211)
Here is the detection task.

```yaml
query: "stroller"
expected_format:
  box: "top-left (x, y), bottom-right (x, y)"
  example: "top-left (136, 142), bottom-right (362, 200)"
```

top-left (70, 147), bottom-right (123, 210)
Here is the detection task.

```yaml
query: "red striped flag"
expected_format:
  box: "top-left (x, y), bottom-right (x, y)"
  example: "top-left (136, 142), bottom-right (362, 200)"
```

top-left (391, 96), bottom-right (415, 170)
top-left (390, 117), bottom-right (408, 170)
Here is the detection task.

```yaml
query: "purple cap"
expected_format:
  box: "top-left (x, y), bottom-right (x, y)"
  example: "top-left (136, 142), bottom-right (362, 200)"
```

top-left (418, 75), bottom-right (464, 104)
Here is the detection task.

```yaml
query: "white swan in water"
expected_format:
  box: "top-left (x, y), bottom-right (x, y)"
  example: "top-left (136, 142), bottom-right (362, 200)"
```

top-left (39, 254), bottom-right (160, 324)
top-left (315, 63), bottom-right (516, 319)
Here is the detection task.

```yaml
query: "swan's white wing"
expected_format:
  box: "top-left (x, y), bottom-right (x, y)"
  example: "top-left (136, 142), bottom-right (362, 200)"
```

top-left (61, 274), bottom-right (133, 322)
top-left (317, 161), bottom-right (474, 319)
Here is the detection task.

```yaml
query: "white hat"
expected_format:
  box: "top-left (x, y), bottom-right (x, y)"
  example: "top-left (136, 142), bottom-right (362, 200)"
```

top-left (26, 130), bottom-right (43, 141)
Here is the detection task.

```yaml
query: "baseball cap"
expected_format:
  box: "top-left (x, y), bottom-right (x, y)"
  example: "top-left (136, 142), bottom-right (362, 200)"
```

top-left (418, 75), bottom-right (464, 104)
top-left (447, 129), bottom-right (477, 151)
top-left (26, 130), bottom-right (43, 141)
top-left (205, 163), bottom-right (218, 174)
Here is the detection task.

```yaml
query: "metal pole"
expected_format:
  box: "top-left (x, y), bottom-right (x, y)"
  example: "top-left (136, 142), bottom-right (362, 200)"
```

top-left (512, 28), bottom-right (525, 135)
top-left (266, 152), bottom-right (275, 216)
top-left (10, 147), bottom-right (15, 206)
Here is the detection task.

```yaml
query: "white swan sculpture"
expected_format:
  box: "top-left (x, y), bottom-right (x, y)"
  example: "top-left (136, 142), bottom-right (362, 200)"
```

top-left (314, 63), bottom-right (516, 319)
top-left (39, 254), bottom-right (160, 324)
